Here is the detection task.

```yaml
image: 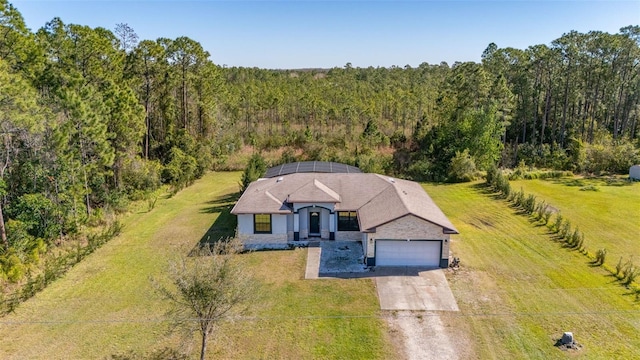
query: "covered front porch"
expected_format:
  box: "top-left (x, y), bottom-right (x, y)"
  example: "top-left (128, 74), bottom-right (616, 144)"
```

top-left (290, 203), bottom-right (361, 242)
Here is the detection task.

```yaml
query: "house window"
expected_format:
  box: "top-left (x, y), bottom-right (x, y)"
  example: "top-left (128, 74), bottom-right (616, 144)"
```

top-left (337, 211), bottom-right (359, 231)
top-left (254, 214), bottom-right (272, 234)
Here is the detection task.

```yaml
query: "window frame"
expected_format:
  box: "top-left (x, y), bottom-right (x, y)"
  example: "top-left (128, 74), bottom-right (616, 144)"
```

top-left (254, 214), bottom-right (272, 234)
top-left (337, 211), bottom-right (359, 231)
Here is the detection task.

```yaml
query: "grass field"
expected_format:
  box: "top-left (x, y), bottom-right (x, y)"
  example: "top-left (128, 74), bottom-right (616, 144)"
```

top-left (510, 177), bottom-right (640, 267)
top-left (425, 181), bottom-right (640, 359)
top-left (0, 172), bottom-right (396, 359)
top-left (1, 171), bottom-right (638, 359)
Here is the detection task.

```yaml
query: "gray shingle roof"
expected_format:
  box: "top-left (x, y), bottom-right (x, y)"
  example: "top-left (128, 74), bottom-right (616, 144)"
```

top-left (287, 179), bottom-right (341, 203)
top-left (230, 172), bottom-right (458, 234)
top-left (358, 175), bottom-right (458, 233)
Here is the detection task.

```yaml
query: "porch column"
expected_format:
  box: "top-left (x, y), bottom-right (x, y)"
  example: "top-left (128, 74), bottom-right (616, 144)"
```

top-left (293, 213), bottom-right (300, 241)
top-left (329, 212), bottom-right (335, 240)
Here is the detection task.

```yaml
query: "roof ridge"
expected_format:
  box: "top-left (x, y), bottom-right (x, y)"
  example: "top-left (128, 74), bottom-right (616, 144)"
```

top-left (312, 179), bottom-right (341, 201)
top-left (357, 174), bottom-right (398, 210)
top-left (265, 190), bottom-right (283, 206)
top-left (391, 178), bottom-right (411, 213)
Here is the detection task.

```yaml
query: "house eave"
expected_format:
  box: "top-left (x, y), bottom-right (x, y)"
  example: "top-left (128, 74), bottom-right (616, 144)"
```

top-left (231, 210), bottom-right (292, 215)
top-left (287, 198), bottom-right (341, 204)
top-left (362, 213), bottom-right (459, 235)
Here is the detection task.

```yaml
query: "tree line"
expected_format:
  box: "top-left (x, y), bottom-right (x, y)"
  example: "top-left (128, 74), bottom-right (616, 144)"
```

top-left (0, 0), bottom-right (638, 283)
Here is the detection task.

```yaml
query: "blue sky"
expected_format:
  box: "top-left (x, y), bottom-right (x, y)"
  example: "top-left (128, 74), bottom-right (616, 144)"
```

top-left (10, 1), bottom-right (640, 69)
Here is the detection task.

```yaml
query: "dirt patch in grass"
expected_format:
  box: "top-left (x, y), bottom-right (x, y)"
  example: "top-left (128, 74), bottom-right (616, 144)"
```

top-left (470, 216), bottom-right (495, 229)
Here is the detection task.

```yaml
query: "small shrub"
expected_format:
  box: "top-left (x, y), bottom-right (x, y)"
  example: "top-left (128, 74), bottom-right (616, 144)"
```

top-left (448, 149), bottom-right (477, 182)
top-left (486, 167), bottom-right (511, 197)
top-left (570, 228), bottom-right (584, 249)
top-left (4, 256), bottom-right (26, 283)
top-left (552, 213), bottom-right (564, 233)
top-left (523, 194), bottom-right (537, 214)
top-left (615, 257), bottom-right (624, 276)
top-left (508, 160), bottom-right (528, 180)
top-left (559, 220), bottom-right (572, 240)
top-left (621, 257), bottom-right (635, 282)
top-left (542, 209), bottom-right (553, 225)
top-left (87, 208), bottom-right (107, 227)
top-left (147, 197), bottom-right (158, 212)
top-left (579, 185), bottom-right (599, 192)
top-left (569, 228), bottom-right (579, 245)
top-left (513, 188), bottom-right (525, 207)
top-left (534, 200), bottom-right (546, 219)
top-left (624, 267), bottom-right (639, 286)
top-left (595, 248), bottom-right (607, 265)
top-left (538, 170), bottom-right (573, 179)
top-left (485, 164), bottom-right (498, 186)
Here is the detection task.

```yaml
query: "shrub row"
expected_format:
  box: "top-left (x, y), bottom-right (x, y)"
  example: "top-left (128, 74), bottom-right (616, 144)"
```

top-left (0, 221), bottom-right (123, 315)
top-left (486, 164), bottom-right (512, 198)
top-left (615, 257), bottom-right (639, 287)
top-left (507, 161), bottom-right (574, 181)
top-left (485, 168), bottom-right (640, 297)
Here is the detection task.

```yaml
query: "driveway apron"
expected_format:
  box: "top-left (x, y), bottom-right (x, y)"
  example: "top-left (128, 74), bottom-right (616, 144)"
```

top-left (375, 268), bottom-right (459, 311)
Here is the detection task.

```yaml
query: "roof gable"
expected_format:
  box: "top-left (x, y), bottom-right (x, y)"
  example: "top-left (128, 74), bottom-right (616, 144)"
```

top-left (230, 186), bottom-right (290, 214)
top-left (287, 179), bottom-right (341, 203)
top-left (358, 176), bottom-right (458, 234)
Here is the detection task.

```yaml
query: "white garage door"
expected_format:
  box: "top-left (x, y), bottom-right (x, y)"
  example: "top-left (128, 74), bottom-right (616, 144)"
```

top-left (376, 240), bottom-right (441, 267)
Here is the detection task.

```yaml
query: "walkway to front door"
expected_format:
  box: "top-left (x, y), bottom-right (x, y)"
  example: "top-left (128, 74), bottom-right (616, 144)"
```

top-left (309, 211), bottom-right (320, 235)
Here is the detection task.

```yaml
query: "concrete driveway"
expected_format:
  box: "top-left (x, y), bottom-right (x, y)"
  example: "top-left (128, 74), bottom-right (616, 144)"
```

top-left (374, 267), bottom-right (459, 311)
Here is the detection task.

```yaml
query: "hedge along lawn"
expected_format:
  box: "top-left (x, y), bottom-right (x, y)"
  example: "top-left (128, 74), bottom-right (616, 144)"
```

top-left (510, 177), bottom-right (640, 267)
top-left (0, 171), bottom-right (395, 359)
top-left (423, 181), bottom-right (640, 359)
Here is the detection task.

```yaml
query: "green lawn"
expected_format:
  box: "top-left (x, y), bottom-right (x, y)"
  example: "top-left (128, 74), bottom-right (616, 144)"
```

top-left (425, 181), bottom-right (640, 359)
top-left (0, 172), bottom-right (395, 359)
top-left (2, 172), bottom-right (637, 359)
top-left (510, 177), bottom-right (640, 266)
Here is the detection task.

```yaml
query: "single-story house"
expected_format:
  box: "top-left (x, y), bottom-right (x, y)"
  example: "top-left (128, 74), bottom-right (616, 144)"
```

top-left (231, 161), bottom-right (459, 267)
top-left (630, 165), bottom-right (640, 181)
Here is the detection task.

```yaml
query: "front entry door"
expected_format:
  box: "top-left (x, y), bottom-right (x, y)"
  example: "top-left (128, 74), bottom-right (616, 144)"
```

top-left (309, 211), bottom-right (320, 236)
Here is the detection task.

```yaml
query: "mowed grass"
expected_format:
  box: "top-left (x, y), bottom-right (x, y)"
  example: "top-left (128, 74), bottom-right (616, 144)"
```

top-left (0, 172), bottom-right (395, 359)
top-left (510, 177), bottom-right (640, 265)
top-left (424, 181), bottom-right (640, 359)
top-left (211, 249), bottom-right (395, 359)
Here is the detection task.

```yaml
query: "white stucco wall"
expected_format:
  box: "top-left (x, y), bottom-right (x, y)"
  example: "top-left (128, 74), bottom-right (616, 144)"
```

top-left (329, 214), bottom-right (335, 232)
top-left (362, 233), bottom-right (368, 257)
top-left (320, 208), bottom-right (330, 239)
top-left (287, 214), bottom-right (294, 241)
top-left (236, 213), bottom-right (289, 246)
top-left (299, 208), bottom-right (308, 238)
top-left (272, 214), bottom-right (287, 234)
top-left (237, 214), bottom-right (254, 235)
top-left (237, 214), bottom-right (287, 235)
